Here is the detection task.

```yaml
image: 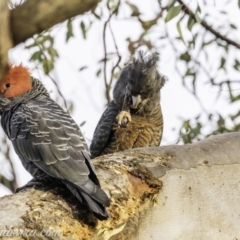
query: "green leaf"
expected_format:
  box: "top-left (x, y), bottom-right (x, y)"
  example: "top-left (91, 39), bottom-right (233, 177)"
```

top-left (66, 19), bottom-right (74, 42)
top-left (187, 16), bottom-right (195, 31)
top-left (25, 42), bottom-right (37, 49)
top-left (126, 2), bottom-right (141, 17)
top-left (233, 59), bottom-right (240, 71)
top-left (183, 120), bottom-right (189, 129)
top-left (80, 21), bottom-right (86, 39)
top-left (140, 19), bottom-right (159, 31)
top-left (0, 174), bottom-right (14, 192)
top-left (79, 66), bottom-right (88, 71)
top-left (238, 0), bottom-right (240, 8)
top-left (80, 121), bottom-right (86, 127)
top-left (196, 4), bottom-right (201, 13)
top-left (217, 42), bottom-right (229, 53)
top-left (220, 10), bottom-right (227, 15)
top-left (202, 39), bottom-right (214, 47)
top-left (230, 23), bottom-right (237, 29)
top-left (48, 48), bottom-right (59, 59)
top-left (194, 11), bottom-right (201, 23)
top-left (67, 101), bottom-right (74, 113)
top-left (30, 51), bottom-right (41, 61)
top-left (180, 52), bottom-right (191, 62)
top-left (230, 111), bottom-right (240, 121)
top-left (188, 33), bottom-right (198, 48)
top-left (230, 94), bottom-right (240, 103)
top-left (96, 69), bottom-right (101, 77)
top-left (47, 36), bottom-right (54, 46)
top-left (165, 5), bottom-right (182, 22)
top-left (176, 21), bottom-right (185, 45)
top-left (43, 59), bottom-right (54, 74)
top-left (219, 56), bottom-right (226, 70)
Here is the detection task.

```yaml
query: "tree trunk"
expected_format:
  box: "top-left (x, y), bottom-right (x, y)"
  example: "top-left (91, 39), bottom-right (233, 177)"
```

top-left (0, 1), bottom-right (12, 83)
top-left (0, 132), bottom-right (240, 240)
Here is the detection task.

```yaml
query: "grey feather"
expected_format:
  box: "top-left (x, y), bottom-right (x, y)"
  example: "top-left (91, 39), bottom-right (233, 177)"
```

top-left (0, 77), bottom-right (110, 220)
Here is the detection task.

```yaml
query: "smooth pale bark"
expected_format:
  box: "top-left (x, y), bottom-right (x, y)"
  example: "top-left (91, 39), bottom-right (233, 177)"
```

top-left (0, 132), bottom-right (240, 239)
top-left (0, 1), bottom-right (12, 83)
top-left (11, 0), bottom-right (101, 46)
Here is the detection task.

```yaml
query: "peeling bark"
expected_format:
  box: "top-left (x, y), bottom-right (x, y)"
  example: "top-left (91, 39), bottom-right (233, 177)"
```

top-left (11, 0), bottom-right (101, 46)
top-left (0, 0), bottom-right (12, 83)
top-left (0, 133), bottom-right (239, 239)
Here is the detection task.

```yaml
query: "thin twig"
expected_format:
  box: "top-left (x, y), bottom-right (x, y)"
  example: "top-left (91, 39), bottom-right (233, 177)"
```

top-left (47, 74), bottom-right (69, 113)
top-left (108, 22), bottom-right (121, 88)
top-left (102, 0), bottom-right (121, 104)
top-left (177, 0), bottom-right (240, 49)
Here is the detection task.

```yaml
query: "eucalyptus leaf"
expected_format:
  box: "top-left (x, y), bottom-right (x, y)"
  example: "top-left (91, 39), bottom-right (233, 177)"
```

top-left (165, 5), bottom-right (182, 22)
top-left (66, 19), bottom-right (74, 42)
top-left (176, 21), bottom-right (185, 45)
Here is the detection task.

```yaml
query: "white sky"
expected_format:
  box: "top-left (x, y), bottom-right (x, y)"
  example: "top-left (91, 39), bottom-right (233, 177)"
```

top-left (0, 0), bottom-right (239, 196)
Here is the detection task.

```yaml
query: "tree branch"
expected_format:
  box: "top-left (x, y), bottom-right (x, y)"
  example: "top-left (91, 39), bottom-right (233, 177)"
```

top-left (0, 0), bottom-right (12, 83)
top-left (11, 0), bottom-right (102, 46)
top-left (177, 0), bottom-right (240, 49)
top-left (0, 132), bottom-right (240, 239)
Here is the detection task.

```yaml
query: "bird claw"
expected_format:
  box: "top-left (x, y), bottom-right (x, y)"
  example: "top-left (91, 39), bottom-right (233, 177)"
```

top-left (116, 111), bottom-right (131, 127)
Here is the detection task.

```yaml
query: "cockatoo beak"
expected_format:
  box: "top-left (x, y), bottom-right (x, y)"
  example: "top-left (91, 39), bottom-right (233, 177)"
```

top-left (131, 95), bottom-right (141, 109)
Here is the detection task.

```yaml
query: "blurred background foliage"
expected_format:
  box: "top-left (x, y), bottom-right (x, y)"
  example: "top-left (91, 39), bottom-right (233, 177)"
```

top-left (1, 0), bottom-right (240, 192)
